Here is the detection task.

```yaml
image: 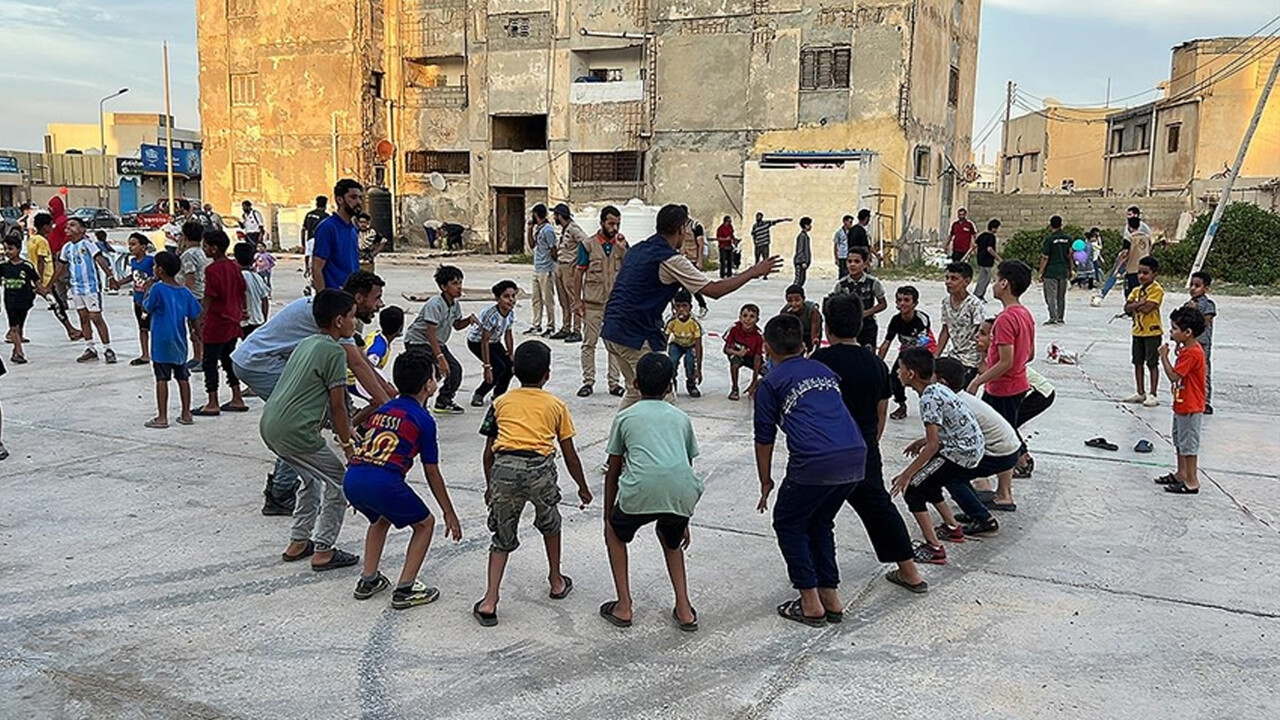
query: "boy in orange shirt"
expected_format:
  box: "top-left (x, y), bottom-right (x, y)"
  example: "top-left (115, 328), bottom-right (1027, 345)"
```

top-left (1155, 306), bottom-right (1207, 495)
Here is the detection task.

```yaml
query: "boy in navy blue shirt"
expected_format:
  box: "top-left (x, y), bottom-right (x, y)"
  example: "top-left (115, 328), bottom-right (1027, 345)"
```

top-left (755, 314), bottom-right (866, 627)
top-left (142, 251), bottom-right (204, 428)
top-left (345, 351), bottom-right (462, 609)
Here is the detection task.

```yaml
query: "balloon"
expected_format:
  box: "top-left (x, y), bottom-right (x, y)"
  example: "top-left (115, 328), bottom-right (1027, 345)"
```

top-left (1072, 239), bottom-right (1087, 251)
top-left (1074, 250), bottom-right (1090, 264)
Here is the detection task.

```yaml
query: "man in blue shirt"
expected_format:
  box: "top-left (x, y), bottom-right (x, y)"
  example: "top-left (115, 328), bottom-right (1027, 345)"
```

top-left (524, 204), bottom-right (559, 336)
top-left (311, 179), bottom-right (363, 292)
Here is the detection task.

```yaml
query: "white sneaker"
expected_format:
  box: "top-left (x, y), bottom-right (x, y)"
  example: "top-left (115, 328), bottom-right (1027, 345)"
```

top-left (1143, 394), bottom-right (1159, 408)
top-left (1122, 393), bottom-right (1146, 403)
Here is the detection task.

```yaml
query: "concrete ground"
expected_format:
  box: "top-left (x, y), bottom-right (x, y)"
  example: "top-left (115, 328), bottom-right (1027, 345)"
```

top-left (2, 255), bottom-right (1278, 720)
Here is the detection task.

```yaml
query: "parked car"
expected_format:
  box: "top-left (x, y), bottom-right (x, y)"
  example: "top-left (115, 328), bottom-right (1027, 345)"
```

top-left (122, 200), bottom-right (175, 229)
top-left (69, 206), bottom-right (121, 229)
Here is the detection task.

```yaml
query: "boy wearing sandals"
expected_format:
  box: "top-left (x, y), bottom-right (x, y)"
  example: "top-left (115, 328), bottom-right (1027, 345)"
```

top-left (754, 314), bottom-right (866, 627)
top-left (345, 351), bottom-right (463, 609)
top-left (1155, 306), bottom-right (1207, 495)
top-left (473, 341), bottom-right (592, 626)
top-left (142, 251), bottom-right (203, 428)
top-left (264, 289), bottom-right (362, 573)
top-left (600, 353), bottom-right (704, 631)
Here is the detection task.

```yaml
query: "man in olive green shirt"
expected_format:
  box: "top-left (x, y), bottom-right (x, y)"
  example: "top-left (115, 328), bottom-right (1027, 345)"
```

top-left (1038, 214), bottom-right (1073, 325)
top-left (261, 289), bottom-right (361, 572)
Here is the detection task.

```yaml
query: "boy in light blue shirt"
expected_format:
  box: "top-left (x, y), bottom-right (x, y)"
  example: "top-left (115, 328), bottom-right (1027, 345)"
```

top-left (526, 204), bottom-right (559, 335)
top-left (600, 353), bottom-right (703, 631)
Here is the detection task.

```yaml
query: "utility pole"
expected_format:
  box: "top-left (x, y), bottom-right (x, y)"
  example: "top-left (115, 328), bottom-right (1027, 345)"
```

top-left (998, 80), bottom-right (1014, 193)
top-left (1187, 49), bottom-right (1280, 285)
top-left (163, 41), bottom-right (175, 212)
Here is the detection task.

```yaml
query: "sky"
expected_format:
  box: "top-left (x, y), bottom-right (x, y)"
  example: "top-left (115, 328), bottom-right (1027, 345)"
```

top-left (0, 0), bottom-right (1275, 156)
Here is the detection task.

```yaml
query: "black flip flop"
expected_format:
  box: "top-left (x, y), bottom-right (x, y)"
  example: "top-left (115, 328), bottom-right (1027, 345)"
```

top-left (1154, 473), bottom-right (1180, 485)
top-left (672, 607), bottom-right (699, 632)
top-left (1134, 439), bottom-right (1154, 454)
top-left (823, 609), bottom-right (843, 624)
top-left (776, 598), bottom-right (826, 628)
top-left (885, 569), bottom-right (930, 594)
top-left (975, 489), bottom-right (997, 503)
top-left (311, 548), bottom-right (359, 572)
top-left (1085, 437), bottom-right (1119, 451)
top-left (220, 403), bottom-right (250, 413)
top-left (599, 601), bottom-right (632, 628)
top-left (281, 540), bottom-right (314, 562)
top-left (1164, 481), bottom-right (1200, 494)
top-left (549, 575), bottom-right (573, 600)
top-left (984, 500), bottom-right (1018, 512)
top-left (191, 407), bottom-right (221, 417)
top-left (473, 601), bottom-right (499, 627)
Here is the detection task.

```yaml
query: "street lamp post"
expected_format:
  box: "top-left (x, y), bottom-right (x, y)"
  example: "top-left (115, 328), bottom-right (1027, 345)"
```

top-left (98, 87), bottom-right (129, 211)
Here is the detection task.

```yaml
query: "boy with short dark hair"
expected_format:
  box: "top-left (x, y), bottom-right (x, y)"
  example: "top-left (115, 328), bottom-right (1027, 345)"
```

top-left (755, 314), bottom-right (867, 626)
top-left (1155, 307), bottom-right (1207, 495)
top-left (1186, 271), bottom-right (1217, 414)
top-left (347, 305), bottom-right (405, 398)
top-left (832, 246), bottom-right (887, 346)
top-left (2, 237), bottom-right (39, 364)
top-left (142, 251), bottom-right (203, 428)
top-left (937, 261), bottom-right (984, 386)
top-left (600, 353), bottom-right (704, 631)
top-left (195, 230), bottom-right (249, 416)
top-left (664, 289), bottom-right (703, 397)
top-left (121, 233), bottom-right (156, 366)
top-left (1123, 256), bottom-right (1163, 408)
top-left (793, 217), bottom-right (812, 288)
top-left (466, 280), bottom-right (518, 406)
top-left (974, 219), bottom-right (1001, 299)
top-left (234, 241), bottom-right (270, 336)
top-left (879, 285), bottom-right (932, 421)
top-left (405, 265), bottom-right (477, 415)
top-left (780, 284), bottom-right (821, 356)
top-left (345, 351), bottom-right (463, 608)
top-left (1038, 215), bottom-right (1072, 324)
top-left (474, 340), bottom-right (592, 626)
top-left (263, 289), bottom-right (362, 572)
top-left (723, 303), bottom-right (764, 401)
top-left (178, 220), bottom-right (209, 371)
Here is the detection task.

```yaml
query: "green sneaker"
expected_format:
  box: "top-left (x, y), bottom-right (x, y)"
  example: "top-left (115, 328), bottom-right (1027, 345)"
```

top-left (392, 581), bottom-right (440, 609)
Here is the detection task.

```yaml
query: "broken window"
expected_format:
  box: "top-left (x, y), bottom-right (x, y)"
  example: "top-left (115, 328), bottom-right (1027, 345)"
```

top-left (405, 151), bottom-right (471, 175)
top-left (913, 146), bottom-right (931, 181)
top-left (505, 16), bottom-right (531, 38)
top-left (570, 152), bottom-right (644, 183)
top-left (1166, 124), bottom-right (1181, 154)
top-left (370, 71), bottom-right (385, 100)
top-left (233, 162), bottom-right (259, 193)
top-left (230, 73), bottom-right (257, 106)
top-left (491, 115), bottom-right (548, 151)
top-left (800, 45), bottom-right (851, 91)
top-left (948, 65), bottom-right (960, 107)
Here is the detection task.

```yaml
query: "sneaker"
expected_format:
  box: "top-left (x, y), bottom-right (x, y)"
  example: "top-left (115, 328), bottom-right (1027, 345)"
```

top-left (687, 383), bottom-right (702, 398)
top-left (563, 331), bottom-right (583, 343)
top-left (1143, 394), bottom-right (1159, 408)
top-left (962, 517), bottom-right (1000, 536)
top-left (392, 581), bottom-right (441, 609)
top-left (913, 542), bottom-right (947, 565)
top-left (608, 385), bottom-right (625, 397)
top-left (431, 402), bottom-right (466, 415)
top-left (577, 384), bottom-right (593, 397)
top-left (934, 524), bottom-right (965, 544)
top-left (1122, 393), bottom-right (1146, 403)
top-left (470, 393), bottom-right (486, 408)
top-left (354, 572), bottom-right (391, 600)
top-left (697, 305), bottom-right (708, 318)
top-left (541, 327), bottom-right (556, 337)
top-left (103, 348), bottom-right (117, 364)
top-left (187, 358), bottom-right (204, 373)
top-left (548, 328), bottom-right (570, 340)
top-left (1204, 404), bottom-right (1214, 415)
top-left (76, 348), bottom-right (98, 363)
top-left (523, 326), bottom-right (543, 336)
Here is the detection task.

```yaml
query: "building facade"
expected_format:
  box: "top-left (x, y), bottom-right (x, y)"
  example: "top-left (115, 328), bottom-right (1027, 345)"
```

top-left (197, 0), bottom-right (981, 270)
top-left (1000, 104), bottom-right (1110, 194)
top-left (1104, 37), bottom-right (1280, 208)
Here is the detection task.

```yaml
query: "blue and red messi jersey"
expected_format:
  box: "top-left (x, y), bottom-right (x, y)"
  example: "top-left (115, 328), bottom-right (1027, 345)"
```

top-left (349, 396), bottom-right (439, 479)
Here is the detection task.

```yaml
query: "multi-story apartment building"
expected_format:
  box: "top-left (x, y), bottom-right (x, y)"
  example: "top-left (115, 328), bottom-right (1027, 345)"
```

top-left (198, 0), bottom-right (980, 271)
top-left (1000, 104), bottom-right (1111, 194)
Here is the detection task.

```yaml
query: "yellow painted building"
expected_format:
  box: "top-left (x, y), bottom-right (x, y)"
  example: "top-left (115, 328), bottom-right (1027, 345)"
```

top-left (1001, 104), bottom-right (1111, 193)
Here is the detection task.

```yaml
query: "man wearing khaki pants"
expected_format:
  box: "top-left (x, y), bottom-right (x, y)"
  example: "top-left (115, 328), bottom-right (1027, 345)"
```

top-left (550, 203), bottom-right (586, 343)
top-left (574, 205), bottom-right (628, 397)
top-left (524, 204), bottom-right (558, 336)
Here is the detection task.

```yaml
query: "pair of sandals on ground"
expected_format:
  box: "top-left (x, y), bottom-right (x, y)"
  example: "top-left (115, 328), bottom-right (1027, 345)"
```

top-left (776, 569), bottom-right (929, 627)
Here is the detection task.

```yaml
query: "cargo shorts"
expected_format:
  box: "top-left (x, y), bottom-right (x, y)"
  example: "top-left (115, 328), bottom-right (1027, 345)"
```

top-left (488, 452), bottom-right (562, 553)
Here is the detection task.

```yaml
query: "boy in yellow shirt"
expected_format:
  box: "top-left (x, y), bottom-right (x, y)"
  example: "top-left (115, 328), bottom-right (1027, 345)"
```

top-left (1123, 256), bottom-right (1164, 408)
top-left (474, 340), bottom-right (592, 626)
top-left (29, 213), bottom-right (80, 340)
top-left (664, 289), bottom-right (703, 398)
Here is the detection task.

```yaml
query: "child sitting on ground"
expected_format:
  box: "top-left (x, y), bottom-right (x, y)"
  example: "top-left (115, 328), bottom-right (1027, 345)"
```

top-left (1155, 306), bottom-right (1207, 495)
top-left (1185, 271), bottom-right (1217, 414)
top-left (879, 285), bottom-right (933, 421)
top-left (723, 303), bottom-right (764, 401)
top-left (235, 241), bottom-right (271, 337)
top-left (2, 236), bottom-right (39, 364)
top-left (936, 262), bottom-right (985, 387)
top-left (755, 314), bottom-right (867, 627)
top-left (600, 353), bottom-right (704, 631)
top-left (466, 280), bottom-right (518, 406)
top-left (474, 340), bottom-right (592, 627)
top-left (890, 348), bottom-right (990, 565)
top-left (350, 306), bottom-right (405, 399)
top-left (1123, 256), bottom-right (1164, 408)
top-left (664, 289), bottom-right (703, 398)
top-left (141, 251), bottom-right (203, 428)
top-left (779, 284), bottom-right (821, 356)
top-left (345, 351), bottom-right (463, 609)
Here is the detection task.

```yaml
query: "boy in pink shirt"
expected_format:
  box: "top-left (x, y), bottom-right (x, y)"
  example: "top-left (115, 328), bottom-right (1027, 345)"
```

top-left (967, 260), bottom-right (1035, 511)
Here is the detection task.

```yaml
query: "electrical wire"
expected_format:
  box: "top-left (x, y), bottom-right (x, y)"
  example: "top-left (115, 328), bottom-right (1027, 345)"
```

top-left (1163, 32), bottom-right (1280, 104)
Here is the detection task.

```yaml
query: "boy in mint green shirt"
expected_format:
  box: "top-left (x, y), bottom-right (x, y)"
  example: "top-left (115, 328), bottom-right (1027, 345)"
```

top-left (600, 353), bottom-right (703, 632)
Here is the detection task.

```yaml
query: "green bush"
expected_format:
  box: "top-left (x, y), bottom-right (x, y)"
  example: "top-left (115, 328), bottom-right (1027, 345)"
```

top-left (1170, 203), bottom-right (1280, 286)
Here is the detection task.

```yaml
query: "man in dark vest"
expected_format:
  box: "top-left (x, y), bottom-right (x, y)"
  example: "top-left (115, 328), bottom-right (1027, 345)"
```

top-left (602, 204), bottom-right (781, 408)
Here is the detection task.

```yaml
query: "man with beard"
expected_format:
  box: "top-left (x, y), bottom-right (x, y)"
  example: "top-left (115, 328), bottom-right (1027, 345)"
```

top-left (232, 270), bottom-right (395, 515)
top-left (573, 205), bottom-right (629, 398)
top-left (312, 180), bottom-right (363, 292)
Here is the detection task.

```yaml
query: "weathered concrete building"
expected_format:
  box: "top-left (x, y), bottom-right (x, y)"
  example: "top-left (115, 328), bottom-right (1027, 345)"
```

top-left (1104, 37), bottom-right (1280, 209)
top-left (198, 0), bottom-right (981, 270)
top-left (1000, 104), bottom-right (1110, 194)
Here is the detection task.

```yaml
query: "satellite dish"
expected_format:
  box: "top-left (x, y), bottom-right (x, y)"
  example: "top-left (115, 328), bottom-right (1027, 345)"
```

top-left (428, 172), bottom-right (447, 191)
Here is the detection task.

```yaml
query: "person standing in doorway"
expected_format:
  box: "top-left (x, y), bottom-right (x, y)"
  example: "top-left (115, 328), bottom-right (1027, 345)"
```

top-left (525, 204), bottom-right (557, 336)
top-left (551, 203), bottom-right (585, 343)
top-left (945, 208), bottom-right (977, 263)
top-left (715, 216), bottom-right (737, 279)
top-left (750, 213), bottom-right (790, 280)
top-left (241, 200), bottom-right (267, 246)
top-left (574, 205), bottom-right (628, 398)
top-left (311, 179), bottom-right (363, 293)
top-left (1037, 215), bottom-right (1072, 325)
top-left (301, 196), bottom-right (329, 290)
top-left (602, 204), bottom-right (781, 408)
top-left (833, 215), bottom-right (853, 280)
top-left (793, 217), bottom-right (812, 288)
top-left (973, 219), bottom-right (1000, 300)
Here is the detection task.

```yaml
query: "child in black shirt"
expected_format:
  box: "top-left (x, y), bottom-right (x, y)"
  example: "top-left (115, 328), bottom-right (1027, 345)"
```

top-left (879, 285), bottom-right (932, 420)
top-left (2, 236), bottom-right (40, 364)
